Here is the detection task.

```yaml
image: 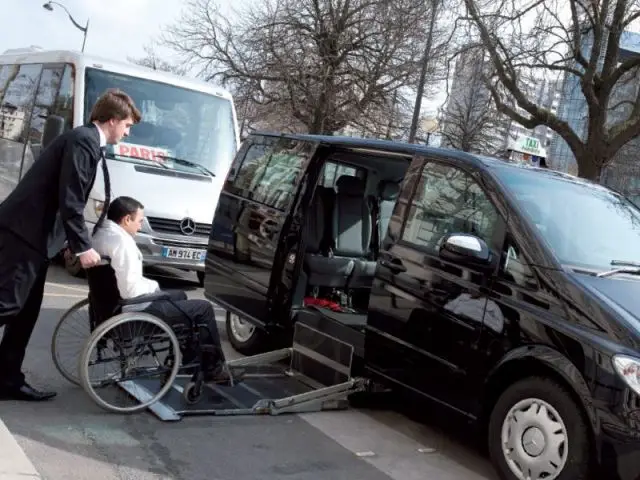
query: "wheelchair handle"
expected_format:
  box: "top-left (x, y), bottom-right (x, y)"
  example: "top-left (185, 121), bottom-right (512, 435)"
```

top-left (96, 255), bottom-right (111, 266)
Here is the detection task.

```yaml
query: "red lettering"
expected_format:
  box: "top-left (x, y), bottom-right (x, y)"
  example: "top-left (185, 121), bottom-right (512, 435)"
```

top-left (140, 148), bottom-right (151, 160)
top-left (119, 145), bottom-right (130, 156)
top-left (130, 147), bottom-right (140, 157)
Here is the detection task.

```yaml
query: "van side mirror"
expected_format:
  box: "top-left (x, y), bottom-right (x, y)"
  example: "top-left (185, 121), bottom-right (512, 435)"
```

top-left (42, 115), bottom-right (65, 150)
top-left (439, 233), bottom-right (494, 271)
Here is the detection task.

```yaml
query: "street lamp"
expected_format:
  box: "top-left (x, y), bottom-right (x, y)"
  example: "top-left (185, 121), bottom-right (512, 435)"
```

top-left (42, 1), bottom-right (89, 52)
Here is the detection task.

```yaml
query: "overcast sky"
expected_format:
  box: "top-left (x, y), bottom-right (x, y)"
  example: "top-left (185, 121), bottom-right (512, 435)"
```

top-left (0, 0), bottom-right (199, 60)
top-left (1, 0), bottom-right (445, 119)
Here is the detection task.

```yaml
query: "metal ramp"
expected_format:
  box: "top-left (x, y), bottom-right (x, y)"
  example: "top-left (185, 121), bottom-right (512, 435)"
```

top-left (117, 321), bottom-right (368, 421)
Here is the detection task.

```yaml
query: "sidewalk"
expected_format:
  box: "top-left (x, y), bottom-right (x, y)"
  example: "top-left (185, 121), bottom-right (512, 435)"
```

top-left (0, 418), bottom-right (41, 479)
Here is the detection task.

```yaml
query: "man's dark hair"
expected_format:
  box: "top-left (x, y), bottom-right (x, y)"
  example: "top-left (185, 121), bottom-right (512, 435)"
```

top-left (90, 88), bottom-right (142, 124)
top-left (107, 196), bottom-right (144, 224)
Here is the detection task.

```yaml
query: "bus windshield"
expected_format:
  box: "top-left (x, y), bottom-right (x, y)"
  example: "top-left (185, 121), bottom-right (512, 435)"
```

top-left (84, 67), bottom-right (237, 178)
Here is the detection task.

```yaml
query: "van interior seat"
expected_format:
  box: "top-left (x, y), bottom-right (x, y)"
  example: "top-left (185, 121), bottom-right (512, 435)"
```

top-left (377, 180), bottom-right (400, 246)
top-left (331, 175), bottom-right (377, 289)
top-left (303, 186), bottom-right (354, 288)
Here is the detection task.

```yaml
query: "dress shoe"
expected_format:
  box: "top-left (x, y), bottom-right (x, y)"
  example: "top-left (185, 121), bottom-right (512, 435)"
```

top-left (0, 382), bottom-right (56, 401)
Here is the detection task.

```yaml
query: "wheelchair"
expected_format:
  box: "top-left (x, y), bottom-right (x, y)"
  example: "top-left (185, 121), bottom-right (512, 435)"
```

top-left (51, 258), bottom-right (227, 413)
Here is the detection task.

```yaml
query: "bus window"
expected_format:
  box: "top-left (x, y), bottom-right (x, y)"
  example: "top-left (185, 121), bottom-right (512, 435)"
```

top-left (22, 64), bottom-right (75, 176)
top-left (84, 67), bottom-right (237, 179)
top-left (0, 63), bottom-right (42, 197)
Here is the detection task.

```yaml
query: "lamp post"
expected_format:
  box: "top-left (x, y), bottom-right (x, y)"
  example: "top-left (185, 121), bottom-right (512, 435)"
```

top-left (42, 1), bottom-right (89, 52)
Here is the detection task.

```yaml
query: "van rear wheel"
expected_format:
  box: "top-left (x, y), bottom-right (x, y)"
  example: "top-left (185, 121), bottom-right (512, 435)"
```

top-left (225, 311), bottom-right (267, 355)
top-left (488, 376), bottom-right (590, 480)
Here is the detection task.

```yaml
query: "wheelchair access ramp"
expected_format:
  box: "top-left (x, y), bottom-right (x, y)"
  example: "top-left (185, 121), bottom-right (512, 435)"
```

top-left (118, 321), bottom-right (368, 421)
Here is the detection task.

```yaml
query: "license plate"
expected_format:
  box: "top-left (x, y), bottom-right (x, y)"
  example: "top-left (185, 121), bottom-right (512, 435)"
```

top-left (161, 247), bottom-right (206, 261)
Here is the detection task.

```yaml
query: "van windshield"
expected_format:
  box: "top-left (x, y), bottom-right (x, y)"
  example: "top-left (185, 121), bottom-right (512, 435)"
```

top-left (493, 166), bottom-right (640, 272)
top-left (84, 67), bottom-right (237, 178)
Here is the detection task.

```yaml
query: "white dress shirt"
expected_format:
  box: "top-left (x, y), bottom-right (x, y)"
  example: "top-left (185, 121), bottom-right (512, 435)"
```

top-left (92, 219), bottom-right (160, 310)
top-left (76, 122), bottom-right (108, 257)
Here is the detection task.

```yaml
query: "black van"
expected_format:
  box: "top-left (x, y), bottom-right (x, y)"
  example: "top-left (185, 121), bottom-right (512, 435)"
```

top-left (204, 132), bottom-right (640, 480)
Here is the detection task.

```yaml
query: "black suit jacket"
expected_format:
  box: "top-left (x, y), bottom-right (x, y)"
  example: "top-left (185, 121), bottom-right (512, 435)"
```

top-left (0, 123), bottom-right (103, 318)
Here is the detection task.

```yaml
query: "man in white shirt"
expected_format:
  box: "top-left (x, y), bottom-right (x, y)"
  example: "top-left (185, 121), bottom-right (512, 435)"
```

top-left (92, 196), bottom-right (233, 385)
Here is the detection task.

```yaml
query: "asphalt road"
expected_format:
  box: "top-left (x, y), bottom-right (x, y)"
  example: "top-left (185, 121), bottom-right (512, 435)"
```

top-left (0, 264), bottom-right (497, 480)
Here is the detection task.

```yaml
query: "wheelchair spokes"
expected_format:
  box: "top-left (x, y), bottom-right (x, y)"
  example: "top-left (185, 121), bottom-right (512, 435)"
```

top-left (80, 313), bottom-right (182, 414)
top-left (51, 298), bottom-right (92, 386)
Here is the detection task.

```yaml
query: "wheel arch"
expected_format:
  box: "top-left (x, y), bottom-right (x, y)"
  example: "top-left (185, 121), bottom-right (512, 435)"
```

top-left (479, 345), bottom-right (599, 454)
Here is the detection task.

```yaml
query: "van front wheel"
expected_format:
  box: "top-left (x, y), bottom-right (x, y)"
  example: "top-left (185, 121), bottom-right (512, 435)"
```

top-left (225, 311), bottom-right (267, 356)
top-left (488, 376), bottom-right (590, 480)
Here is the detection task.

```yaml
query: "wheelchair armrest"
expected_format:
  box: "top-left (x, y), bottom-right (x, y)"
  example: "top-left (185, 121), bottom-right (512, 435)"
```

top-left (120, 291), bottom-right (171, 306)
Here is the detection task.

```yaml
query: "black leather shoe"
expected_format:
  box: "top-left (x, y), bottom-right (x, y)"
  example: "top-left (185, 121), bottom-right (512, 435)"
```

top-left (0, 382), bottom-right (56, 401)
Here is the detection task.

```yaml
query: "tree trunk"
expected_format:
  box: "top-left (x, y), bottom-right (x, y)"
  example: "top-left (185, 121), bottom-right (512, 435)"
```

top-left (576, 156), bottom-right (603, 182)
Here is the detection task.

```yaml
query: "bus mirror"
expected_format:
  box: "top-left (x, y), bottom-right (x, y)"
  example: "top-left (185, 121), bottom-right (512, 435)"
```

top-left (42, 115), bottom-right (65, 149)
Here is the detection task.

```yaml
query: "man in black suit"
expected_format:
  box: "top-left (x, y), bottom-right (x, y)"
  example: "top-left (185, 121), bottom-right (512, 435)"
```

top-left (0, 88), bottom-right (141, 401)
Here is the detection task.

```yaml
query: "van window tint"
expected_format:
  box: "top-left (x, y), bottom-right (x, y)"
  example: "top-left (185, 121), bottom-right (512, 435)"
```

top-left (402, 162), bottom-right (499, 252)
top-left (232, 139), bottom-right (311, 210)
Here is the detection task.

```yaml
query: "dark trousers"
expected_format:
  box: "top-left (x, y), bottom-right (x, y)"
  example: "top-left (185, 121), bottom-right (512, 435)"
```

top-left (142, 296), bottom-right (224, 372)
top-left (0, 262), bottom-right (48, 386)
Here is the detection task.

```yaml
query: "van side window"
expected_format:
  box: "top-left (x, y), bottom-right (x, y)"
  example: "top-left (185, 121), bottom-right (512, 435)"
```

top-left (320, 161), bottom-right (358, 188)
top-left (501, 236), bottom-right (537, 288)
top-left (231, 139), bottom-right (311, 210)
top-left (402, 162), bottom-right (499, 253)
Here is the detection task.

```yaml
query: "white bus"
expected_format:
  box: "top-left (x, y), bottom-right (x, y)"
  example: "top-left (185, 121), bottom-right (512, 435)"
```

top-left (0, 48), bottom-right (240, 284)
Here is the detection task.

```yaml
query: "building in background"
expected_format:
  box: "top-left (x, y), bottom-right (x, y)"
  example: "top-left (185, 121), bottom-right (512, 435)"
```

top-left (550, 29), bottom-right (640, 202)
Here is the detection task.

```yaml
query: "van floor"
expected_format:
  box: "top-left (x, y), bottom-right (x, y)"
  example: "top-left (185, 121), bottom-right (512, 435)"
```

top-left (308, 307), bottom-right (367, 328)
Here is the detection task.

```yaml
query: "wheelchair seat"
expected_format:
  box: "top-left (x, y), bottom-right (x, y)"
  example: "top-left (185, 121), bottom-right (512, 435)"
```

top-left (85, 260), bottom-right (175, 330)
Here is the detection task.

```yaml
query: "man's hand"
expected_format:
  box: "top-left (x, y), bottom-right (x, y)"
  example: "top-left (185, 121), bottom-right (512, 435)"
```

top-left (78, 248), bottom-right (101, 268)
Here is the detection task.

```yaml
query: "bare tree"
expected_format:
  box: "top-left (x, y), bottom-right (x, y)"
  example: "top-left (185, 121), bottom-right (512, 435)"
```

top-left (461, 0), bottom-right (640, 180)
top-left (160, 0), bottom-right (432, 135)
top-left (127, 44), bottom-right (187, 75)
top-left (440, 46), bottom-right (509, 154)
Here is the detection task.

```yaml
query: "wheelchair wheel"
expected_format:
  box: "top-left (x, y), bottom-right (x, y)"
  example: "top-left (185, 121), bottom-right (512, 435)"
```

top-left (51, 298), bottom-right (91, 386)
top-left (79, 312), bottom-right (181, 414)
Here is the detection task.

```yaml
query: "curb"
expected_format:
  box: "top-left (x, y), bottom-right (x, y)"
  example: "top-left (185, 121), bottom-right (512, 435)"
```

top-left (0, 419), bottom-right (40, 479)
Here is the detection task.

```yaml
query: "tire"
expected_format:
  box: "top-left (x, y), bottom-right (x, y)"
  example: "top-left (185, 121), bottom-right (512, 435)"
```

top-left (225, 311), bottom-right (268, 356)
top-left (488, 376), bottom-right (591, 480)
top-left (197, 271), bottom-right (205, 287)
top-left (51, 298), bottom-right (90, 386)
top-left (79, 312), bottom-right (181, 414)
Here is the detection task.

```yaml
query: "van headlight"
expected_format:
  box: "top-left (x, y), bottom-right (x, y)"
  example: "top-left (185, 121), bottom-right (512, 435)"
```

top-left (612, 355), bottom-right (640, 395)
top-left (93, 200), bottom-right (104, 218)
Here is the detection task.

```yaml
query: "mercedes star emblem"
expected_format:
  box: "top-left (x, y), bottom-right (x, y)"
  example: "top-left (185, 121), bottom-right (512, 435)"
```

top-left (180, 217), bottom-right (196, 235)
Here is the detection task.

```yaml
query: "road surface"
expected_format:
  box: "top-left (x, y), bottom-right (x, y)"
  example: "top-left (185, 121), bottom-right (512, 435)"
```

top-left (0, 264), bottom-right (497, 480)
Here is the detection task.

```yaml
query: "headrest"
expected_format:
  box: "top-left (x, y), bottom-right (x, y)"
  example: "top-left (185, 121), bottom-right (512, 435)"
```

top-left (379, 181), bottom-right (400, 201)
top-left (336, 175), bottom-right (365, 196)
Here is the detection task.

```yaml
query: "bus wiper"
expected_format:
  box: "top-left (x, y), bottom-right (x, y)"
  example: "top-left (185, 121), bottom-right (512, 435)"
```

top-left (159, 156), bottom-right (215, 177)
top-left (104, 152), bottom-right (170, 169)
top-left (597, 260), bottom-right (640, 278)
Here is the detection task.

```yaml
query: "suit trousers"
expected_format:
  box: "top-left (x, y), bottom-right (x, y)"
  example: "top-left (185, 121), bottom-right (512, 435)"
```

top-left (142, 297), bottom-right (224, 372)
top-left (0, 261), bottom-right (48, 386)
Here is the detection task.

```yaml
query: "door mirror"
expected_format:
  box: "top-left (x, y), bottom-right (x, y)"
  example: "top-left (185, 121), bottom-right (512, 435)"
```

top-left (439, 233), bottom-right (494, 270)
top-left (42, 115), bottom-right (65, 150)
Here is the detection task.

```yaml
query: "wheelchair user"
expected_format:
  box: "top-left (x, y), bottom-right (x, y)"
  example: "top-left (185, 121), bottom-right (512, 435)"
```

top-left (91, 195), bottom-right (235, 386)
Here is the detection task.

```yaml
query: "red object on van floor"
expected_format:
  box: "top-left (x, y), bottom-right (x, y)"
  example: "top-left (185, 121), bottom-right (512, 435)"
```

top-left (303, 297), bottom-right (343, 312)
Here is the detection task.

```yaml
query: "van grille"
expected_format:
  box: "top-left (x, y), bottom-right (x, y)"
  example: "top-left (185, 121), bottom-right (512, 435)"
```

top-left (147, 217), bottom-right (211, 236)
